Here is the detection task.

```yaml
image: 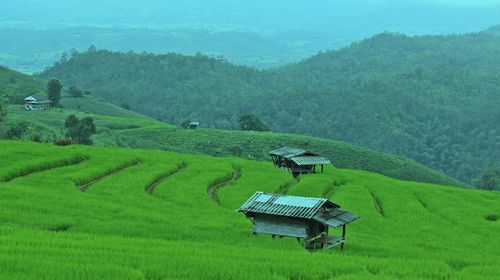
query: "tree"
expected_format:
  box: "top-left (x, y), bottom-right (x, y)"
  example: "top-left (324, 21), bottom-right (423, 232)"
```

top-left (478, 168), bottom-right (500, 191)
top-left (0, 99), bottom-right (6, 123)
top-left (179, 119), bottom-right (191, 129)
top-left (68, 86), bottom-right (83, 98)
top-left (76, 117), bottom-right (97, 145)
top-left (65, 115), bottom-right (96, 145)
top-left (70, 48), bottom-right (79, 58)
top-left (47, 79), bottom-right (63, 106)
top-left (120, 102), bottom-right (131, 110)
top-left (59, 52), bottom-right (69, 64)
top-left (65, 114), bottom-right (79, 129)
top-left (239, 114), bottom-right (270, 131)
top-left (88, 45), bottom-right (97, 53)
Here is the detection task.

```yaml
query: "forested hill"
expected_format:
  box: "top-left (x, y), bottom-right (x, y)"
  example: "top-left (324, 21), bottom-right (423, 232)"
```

top-left (39, 31), bottom-right (500, 184)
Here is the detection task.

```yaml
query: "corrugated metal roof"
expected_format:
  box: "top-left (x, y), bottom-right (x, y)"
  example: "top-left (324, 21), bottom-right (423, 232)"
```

top-left (313, 208), bottom-right (360, 228)
top-left (268, 147), bottom-right (306, 158)
top-left (239, 192), bottom-right (360, 227)
top-left (238, 192), bottom-right (338, 219)
top-left (291, 156), bottom-right (331, 166)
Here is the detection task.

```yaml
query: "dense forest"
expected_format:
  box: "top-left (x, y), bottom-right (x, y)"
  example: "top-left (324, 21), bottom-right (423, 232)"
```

top-left (39, 31), bottom-right (500, 184)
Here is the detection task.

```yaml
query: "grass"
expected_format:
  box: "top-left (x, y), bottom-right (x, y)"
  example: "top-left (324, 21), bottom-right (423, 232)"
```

top-left (0, 140), bottom-right (498, 279)
top-left (117, 126), bottom-right (466, 187)
top-left (3, 99), bottom-right (463, 187)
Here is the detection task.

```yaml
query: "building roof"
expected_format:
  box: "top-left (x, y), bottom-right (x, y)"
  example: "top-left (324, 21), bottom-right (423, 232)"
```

top-left (189, 121), bottom-right (200, 126)
top-left (291, 156), bottom-right (331, 166)
top-left (24, 95), bottom-right (51, 103)
top-left (312, 208), bottom-right (360, 228)
top-left (269, 147), bottom-right (306, 158)
top-left (238, 192), bottom-right (338, 219)
top-left (268, 146), bottom-right (320, 159)
top-left (238, 192), bottom-right (359, 227)
top-left (269, 147), bottom-right (331, 166)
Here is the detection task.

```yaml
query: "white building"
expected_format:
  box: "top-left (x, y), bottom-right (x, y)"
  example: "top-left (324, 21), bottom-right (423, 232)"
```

top-left (24, 96), bottom-right (52, 111)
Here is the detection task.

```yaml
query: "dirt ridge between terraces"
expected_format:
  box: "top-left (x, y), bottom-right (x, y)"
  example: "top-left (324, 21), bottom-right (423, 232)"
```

top-left (145, 164), bottom-right (187, 194)
top-left (79, 160), bottom-right (141, 192)
top-left (208, 169), bottom-right (241, 206)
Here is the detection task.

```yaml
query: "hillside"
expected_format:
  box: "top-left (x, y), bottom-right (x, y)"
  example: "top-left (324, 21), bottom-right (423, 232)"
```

top-left (117, 126), bottom-right (464, 187)
top-left (0, 140), bottom-right (499, 279)
top-left (0, 64), bottom-right (464, 187)
top-left (0, 27), bottom-right (303, 73)
top-left (38, 31), bottom-right (500, 184)
top-left (0, 65), bottom-right (44, 103)
top-left (2, 94), bottom-right (462, 187)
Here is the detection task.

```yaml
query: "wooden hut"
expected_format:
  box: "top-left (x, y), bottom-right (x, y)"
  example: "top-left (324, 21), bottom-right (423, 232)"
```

top-left (188, 121), bottom-right (200, 129)
top-left (268, 147), bottom-right (331, 176)
top-left (238, 192), bottom-right (359, 250)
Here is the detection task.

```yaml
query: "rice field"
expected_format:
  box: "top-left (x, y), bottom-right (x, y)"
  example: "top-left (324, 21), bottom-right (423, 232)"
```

top-left (0, 140), bottom-right (499, 279)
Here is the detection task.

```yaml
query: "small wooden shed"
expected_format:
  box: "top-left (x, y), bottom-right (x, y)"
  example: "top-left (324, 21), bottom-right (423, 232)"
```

top-left (268, 147), bottom-right (331, 176)
top-left (188, 121), bottom-right (200, 129)
top-left (238, 192), bottom-right (359, 250)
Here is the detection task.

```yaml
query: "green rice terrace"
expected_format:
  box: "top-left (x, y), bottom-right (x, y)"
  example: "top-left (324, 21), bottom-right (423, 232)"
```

top-left (0, 140), bottom-right (499, 279)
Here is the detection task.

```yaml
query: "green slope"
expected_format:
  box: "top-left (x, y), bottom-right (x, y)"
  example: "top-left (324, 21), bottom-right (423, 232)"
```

top-left (0, 65), bottom-right (465, 186)
top-left (37, 31), bottom-right (500, 184)
top-left (0, 140), bottom-right (498, 279)
top-left (117, 126), bottom-right (466, 187)
top-left (0, 65), bottom-right (45, 103)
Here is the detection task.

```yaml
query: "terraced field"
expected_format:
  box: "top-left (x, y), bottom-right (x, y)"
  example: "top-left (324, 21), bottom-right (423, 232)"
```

top-left (0, 140), bottom-right (499, 279)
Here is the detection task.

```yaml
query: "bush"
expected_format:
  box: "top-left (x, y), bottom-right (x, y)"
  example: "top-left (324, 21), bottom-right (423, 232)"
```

top-left (6, 121), bottom-right (29, 139)
top-left (120, 102), bottom-right (131, 110)
top-left (54, 139), bottom-right (73, 146)
top-left (179, 120), bottom-right (191, 129)
top-left (239, 114), bottom-right (270, 131)
top-left (64, 115), bottom-right (96, 145)
top-left (68, 86), bottom-right (83, 98)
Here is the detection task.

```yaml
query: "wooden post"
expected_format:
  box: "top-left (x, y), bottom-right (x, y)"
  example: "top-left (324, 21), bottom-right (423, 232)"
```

top-left (321, 164), bottom-right (324, 173)
top-left (341, 225), bottom-right (346, 251)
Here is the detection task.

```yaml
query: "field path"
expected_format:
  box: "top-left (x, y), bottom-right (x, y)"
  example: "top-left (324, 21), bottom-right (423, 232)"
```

top-left (79, 160), bottom-right (141, 192)
top-left (208, 169), bottom-right (240, 205)
top-left (145, 164), bottom-right (187, 195)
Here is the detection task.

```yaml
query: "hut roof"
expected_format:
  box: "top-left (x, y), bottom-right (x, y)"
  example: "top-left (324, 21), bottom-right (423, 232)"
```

top-left (312, 208), bottom-right (360, 228)
top-left (291, 156), bottom-right (331, 166)
top-left (238, 192), bottom-right (359, 227)
top-left (268, 147), bottom-right (319, 159)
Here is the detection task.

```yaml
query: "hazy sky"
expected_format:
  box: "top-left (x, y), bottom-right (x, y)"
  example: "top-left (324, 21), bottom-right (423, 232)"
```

top-left (370, 0), bottom-right (500, 6)
top-left (0, 0), bottom-right (499, 34)
top-left (421, 0), bottom-right (500, 6)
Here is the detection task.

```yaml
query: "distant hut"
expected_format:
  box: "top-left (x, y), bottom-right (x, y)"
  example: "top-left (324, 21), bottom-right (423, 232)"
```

top-left (268, 147), bottom-right (331, 176)
top-left (24, 96), bottom-right (51, 111)
top-left (188, 121), bottom-right (200, 129)
top-left (238, 192), bottom-right (359, 250)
